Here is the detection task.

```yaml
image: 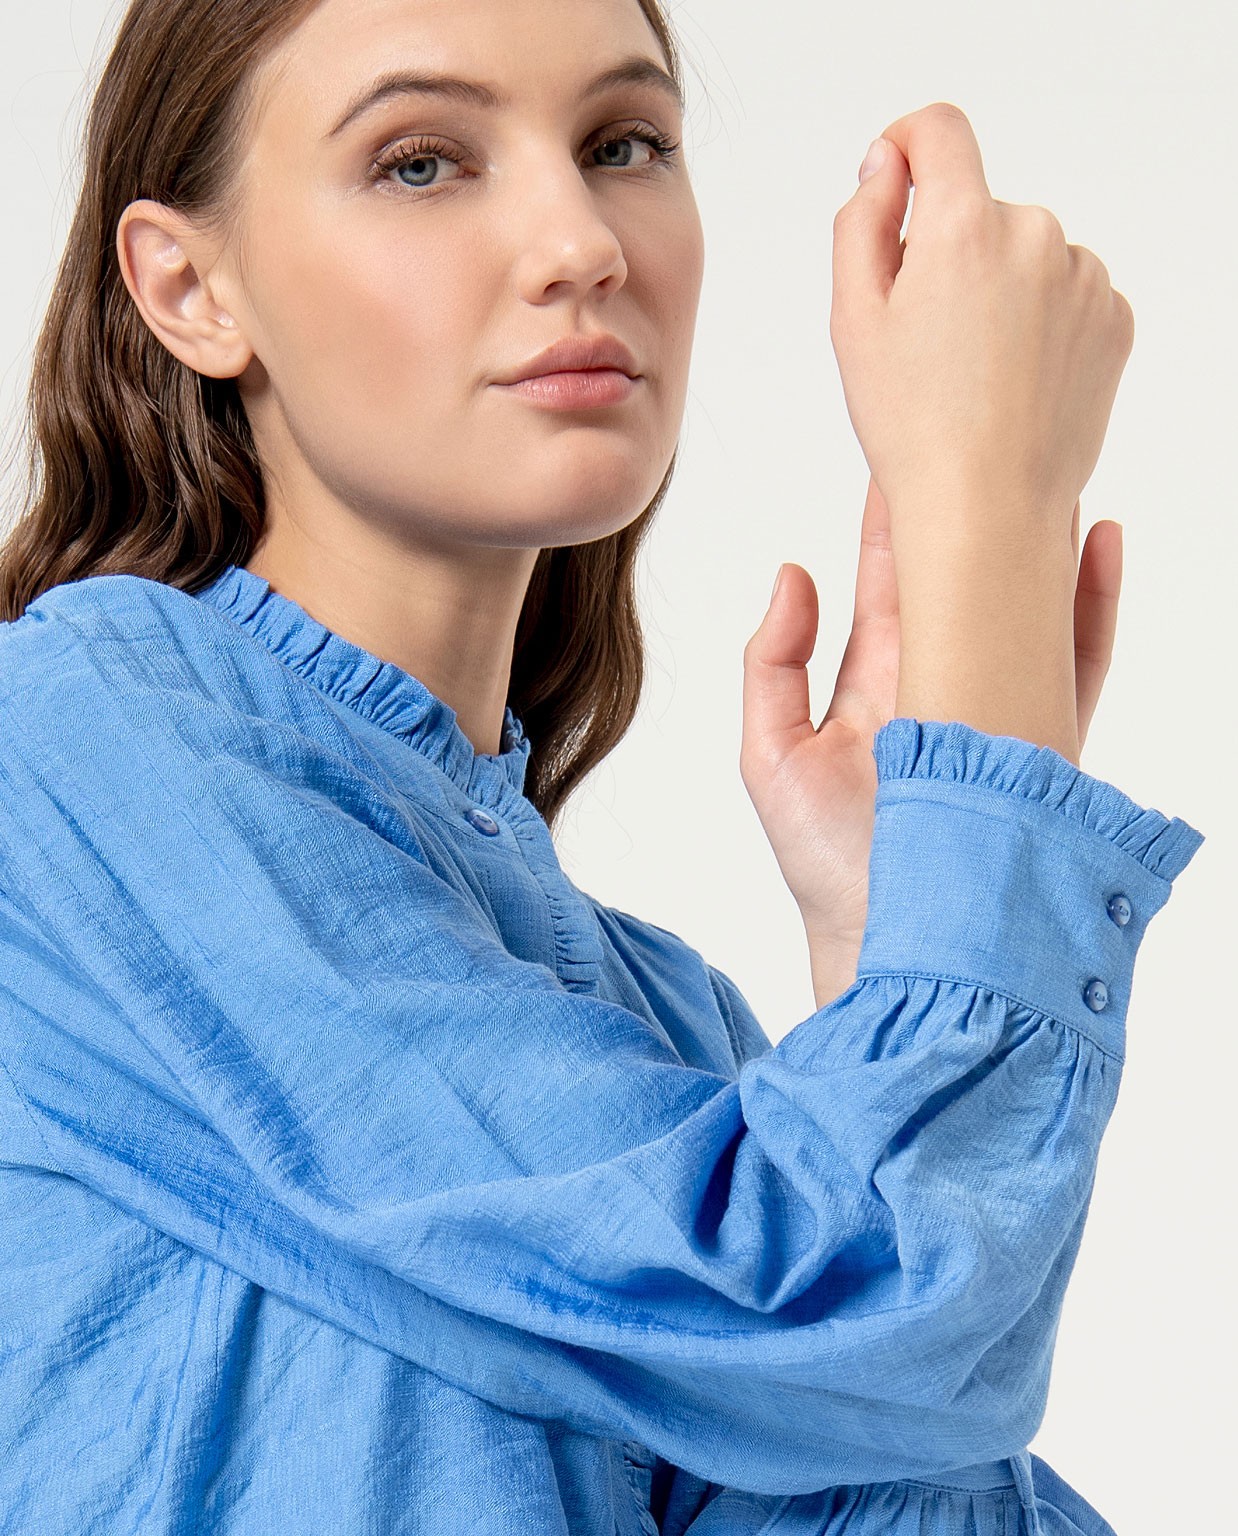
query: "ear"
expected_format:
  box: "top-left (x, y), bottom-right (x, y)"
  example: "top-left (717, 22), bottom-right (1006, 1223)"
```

top-left (116, 199), bottom-right (253, 380)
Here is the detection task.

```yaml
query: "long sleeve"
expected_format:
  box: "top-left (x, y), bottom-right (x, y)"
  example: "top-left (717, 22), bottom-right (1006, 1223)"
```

top-left (0, 614), bottom-right (1204, 1500)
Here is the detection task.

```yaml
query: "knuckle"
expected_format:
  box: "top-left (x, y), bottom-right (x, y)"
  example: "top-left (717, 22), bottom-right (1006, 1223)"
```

top-left (1070, 243), bottom-right (1111, 288)
top-left (1017, 203), bottom-right (1066, 249)
top-left (921, 100), bottom-right (971, 127)
top-left (1076, 640), bottom-right (1114, 671)
top-left (1111, 288), bottom-right (1136, 350)
top-left (737, 741), bottom-right (766, 790)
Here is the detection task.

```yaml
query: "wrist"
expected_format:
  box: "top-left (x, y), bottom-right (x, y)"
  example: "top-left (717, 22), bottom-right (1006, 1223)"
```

top-left (804, 927), bottom-right (863, 1012)
top-left (892, 532), bottom-right (1080, 763)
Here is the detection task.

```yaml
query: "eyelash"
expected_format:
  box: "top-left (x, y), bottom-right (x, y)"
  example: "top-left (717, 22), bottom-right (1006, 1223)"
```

top-left (367, 124), bottom-right (682, 196)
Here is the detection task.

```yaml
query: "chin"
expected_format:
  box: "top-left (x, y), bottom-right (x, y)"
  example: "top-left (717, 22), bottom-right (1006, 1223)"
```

top-left (494, 462), bottom-right (666, 546)
top-left (482, 498), bottom-right (648, 550)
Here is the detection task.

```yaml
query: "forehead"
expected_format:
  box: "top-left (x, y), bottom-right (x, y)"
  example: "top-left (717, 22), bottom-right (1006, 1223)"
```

top-left (253, 0), bottom-right (663, 130)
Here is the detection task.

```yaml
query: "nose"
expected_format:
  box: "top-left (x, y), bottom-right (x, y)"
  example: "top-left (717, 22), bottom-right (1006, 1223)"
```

top-left (508, 154), bottom-right (628, 305)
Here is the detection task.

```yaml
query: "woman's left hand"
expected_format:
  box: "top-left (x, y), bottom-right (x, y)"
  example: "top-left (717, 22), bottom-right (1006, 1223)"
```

top-left (740, 475), bottom-right (1123, 1005)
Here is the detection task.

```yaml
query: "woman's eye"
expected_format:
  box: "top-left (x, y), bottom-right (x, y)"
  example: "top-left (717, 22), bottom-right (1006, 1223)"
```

top-left (370, 128), bottom-right (680, 196)
top-left (374, 141), bottom-right (464, 191)
top-left (591, 134), bottom-right (664, 170)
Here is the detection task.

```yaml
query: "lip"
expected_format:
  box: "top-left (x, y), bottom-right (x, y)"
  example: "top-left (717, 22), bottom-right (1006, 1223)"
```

top-left (492, 333), bottom-right (639, 386)
top-left (499, 369), bottom-right (639, 411)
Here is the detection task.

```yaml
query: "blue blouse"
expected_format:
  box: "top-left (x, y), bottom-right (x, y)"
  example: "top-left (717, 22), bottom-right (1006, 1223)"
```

top-left (0, 564), bottom-right (1204, 1535)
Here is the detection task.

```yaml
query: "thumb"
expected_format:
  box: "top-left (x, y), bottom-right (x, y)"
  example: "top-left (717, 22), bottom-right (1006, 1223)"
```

top-left (741, 563), bottom-right (819, 774)
top-left (832, 136), bottom-right (912, 313)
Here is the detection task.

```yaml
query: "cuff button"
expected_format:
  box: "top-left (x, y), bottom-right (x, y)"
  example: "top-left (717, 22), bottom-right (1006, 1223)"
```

top-left (1107, 893), bottom-right (1133, 927)
top-left (1083, 978), bottom-right (1110, 1012)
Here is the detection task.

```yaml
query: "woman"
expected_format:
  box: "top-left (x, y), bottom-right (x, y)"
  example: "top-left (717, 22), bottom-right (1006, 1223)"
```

top-left (0, 0), bottom-right (1203, 1532)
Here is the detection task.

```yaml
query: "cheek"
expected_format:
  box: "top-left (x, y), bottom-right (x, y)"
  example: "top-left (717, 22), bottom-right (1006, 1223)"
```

top-left (249, 206), bottom-right (473, 417)
top-left (632, 205), bottom-right (705, 370)
top-left (669, 205), bottom-right (707, 299)
top-left (640, 196), bottom-right (703, 302)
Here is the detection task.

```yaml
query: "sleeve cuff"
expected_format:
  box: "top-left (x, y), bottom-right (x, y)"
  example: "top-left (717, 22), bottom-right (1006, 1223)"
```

top-left (854, 718), bottom-right (1206, 1059)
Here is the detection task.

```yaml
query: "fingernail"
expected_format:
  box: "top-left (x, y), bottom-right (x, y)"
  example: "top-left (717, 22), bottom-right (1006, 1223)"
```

top-left (771, 563), bottom-right (786, 602)
top-left (859, 137), bottom-right (888, 183)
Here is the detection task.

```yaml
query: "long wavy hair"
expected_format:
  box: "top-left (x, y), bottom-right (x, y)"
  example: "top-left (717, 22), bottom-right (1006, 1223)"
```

top-left (0, 0), bottom-right (685, 834)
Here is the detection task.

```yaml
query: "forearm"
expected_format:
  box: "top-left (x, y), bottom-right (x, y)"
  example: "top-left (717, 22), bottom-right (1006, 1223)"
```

top-left (891, 506), bottom-right (1081, 765)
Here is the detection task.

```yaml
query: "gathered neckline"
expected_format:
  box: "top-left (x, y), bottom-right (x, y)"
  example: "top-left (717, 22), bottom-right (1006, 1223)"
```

top-left (192, 563), bottom-right (532, 803)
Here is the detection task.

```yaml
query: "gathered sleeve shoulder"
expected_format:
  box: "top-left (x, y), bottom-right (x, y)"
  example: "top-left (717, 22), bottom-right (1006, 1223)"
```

top-left (0, 608), bottom-right (1204, 1500)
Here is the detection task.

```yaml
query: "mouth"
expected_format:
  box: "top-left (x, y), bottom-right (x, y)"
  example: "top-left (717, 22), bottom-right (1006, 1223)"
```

top-left (493, 332), bottom-right (640, 388)
top-left (492, 368), bottom-right (641, 411)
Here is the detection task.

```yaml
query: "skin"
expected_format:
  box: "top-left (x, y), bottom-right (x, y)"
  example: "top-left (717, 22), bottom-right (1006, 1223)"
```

top-left (116, 0), bottom-right (704, 758)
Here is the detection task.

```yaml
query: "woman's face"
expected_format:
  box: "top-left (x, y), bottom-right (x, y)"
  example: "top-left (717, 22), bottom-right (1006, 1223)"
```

top-left (216, 0), bottom-right (705, 552)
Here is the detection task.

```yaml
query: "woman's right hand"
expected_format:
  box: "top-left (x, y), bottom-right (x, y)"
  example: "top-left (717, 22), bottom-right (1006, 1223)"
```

top-left (828, 103), bottom-right (1136, 762)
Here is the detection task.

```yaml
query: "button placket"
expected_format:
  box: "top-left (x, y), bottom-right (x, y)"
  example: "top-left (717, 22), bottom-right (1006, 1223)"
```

top-left (1082, 891), bottom-right (1134, 1016)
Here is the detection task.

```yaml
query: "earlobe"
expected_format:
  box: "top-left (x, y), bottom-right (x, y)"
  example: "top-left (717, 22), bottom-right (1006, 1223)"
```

top-left (116, 199), bottom-right (253, 380)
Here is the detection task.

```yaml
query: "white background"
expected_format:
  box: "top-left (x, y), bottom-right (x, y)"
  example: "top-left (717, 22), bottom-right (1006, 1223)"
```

top-left (2, 2), bottom-right (1233, 1530)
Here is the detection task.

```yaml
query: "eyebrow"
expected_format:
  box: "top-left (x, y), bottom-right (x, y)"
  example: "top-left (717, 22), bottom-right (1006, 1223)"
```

top-left (326, 55), bottom-right (684, 140)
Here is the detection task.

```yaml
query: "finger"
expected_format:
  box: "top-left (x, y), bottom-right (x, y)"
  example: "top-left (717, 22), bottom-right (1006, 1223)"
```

top-left (850, 476), bottom-right (899, 631)
top-left (1071, 498), bottom-right (1080, 564)
top-left (824, 478), bottom-right (899, 718)
top-left (877, 101), bottom-right (993, 224)
top-left (832, 137), bottom-right (913, 313)
top-left (1074, 520), bottom-right (1123, 747)
top-left (741, 563), bottom-right (820, 768)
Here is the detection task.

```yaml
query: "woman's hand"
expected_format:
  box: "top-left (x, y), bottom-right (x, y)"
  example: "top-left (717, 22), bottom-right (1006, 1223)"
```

top-left (740, 475), bottom-right (1123, 1007)
top-left (830, 103), bottom-right (1136, 763)
top-left (831, 103), bottom-right (1134, 543)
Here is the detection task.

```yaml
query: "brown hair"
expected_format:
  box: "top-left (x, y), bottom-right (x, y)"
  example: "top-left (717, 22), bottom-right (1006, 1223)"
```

top-left (0, 0), bottom-right (685, 834)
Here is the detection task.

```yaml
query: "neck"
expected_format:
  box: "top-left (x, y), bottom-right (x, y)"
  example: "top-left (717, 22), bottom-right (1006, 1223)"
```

top-left (243, 496), bottom-right (540, 759)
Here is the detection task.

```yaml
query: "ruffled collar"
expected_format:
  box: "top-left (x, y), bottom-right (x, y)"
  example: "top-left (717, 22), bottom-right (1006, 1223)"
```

top-left (193, 563), bottom-right (532, 802)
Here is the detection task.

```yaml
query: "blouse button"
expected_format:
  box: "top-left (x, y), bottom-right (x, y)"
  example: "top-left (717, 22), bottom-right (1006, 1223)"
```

top-left (463, 806), bottom-right (501, 836)
top-left (1107, 893), bottom-right (1132, 927)
top-left (1083, 978), bottom-right (1110, 1013)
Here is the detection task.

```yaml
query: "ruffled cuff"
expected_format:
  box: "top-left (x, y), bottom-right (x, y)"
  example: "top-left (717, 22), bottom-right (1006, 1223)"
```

top-left (855, 718), bottom-right (1206, 1060)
